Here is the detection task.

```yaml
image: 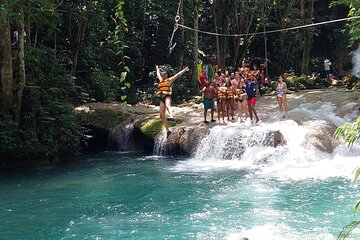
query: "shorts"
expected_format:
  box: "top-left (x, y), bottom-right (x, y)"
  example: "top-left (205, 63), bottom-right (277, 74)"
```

top-left (247, 97), bottom-right (257, 108)
top-left (156, 95), bottom-right (169, 104)
top-left (204, 98), bottom-right (214, 110)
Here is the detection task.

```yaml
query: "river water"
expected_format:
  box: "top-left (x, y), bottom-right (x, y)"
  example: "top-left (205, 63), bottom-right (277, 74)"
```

top-left (1, 89), bottom-right (360, 240)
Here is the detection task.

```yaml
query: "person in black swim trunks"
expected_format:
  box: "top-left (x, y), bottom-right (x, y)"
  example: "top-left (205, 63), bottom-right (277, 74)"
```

top-left (155, 65), bottom-right (189, 137)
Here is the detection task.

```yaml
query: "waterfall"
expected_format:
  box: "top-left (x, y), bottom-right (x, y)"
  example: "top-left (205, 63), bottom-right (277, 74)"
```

top-left (171, 91), bottom-right (360, 181)
top-left (353, 46), bottom-right (360, 77)
top-left (107, 124), bottom-right (134, 151)
top-left (153, 131), bottom-right (168, 155)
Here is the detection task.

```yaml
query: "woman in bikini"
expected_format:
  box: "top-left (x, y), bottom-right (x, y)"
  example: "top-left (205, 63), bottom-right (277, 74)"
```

top-left (236, 81), bottom-right (248, 122)
top-left (225, 80), bottom-right (235, 121)
top-left (276, 75), bottom-right (289, 118)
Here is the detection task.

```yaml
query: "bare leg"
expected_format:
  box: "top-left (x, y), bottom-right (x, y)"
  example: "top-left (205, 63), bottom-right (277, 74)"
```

top-left (230, 99), bottom-right (235, 119)
top-left (249, 106), bottom-right (253, 121)
top-left (252, 107), bottom-right (260, 122)
top-left (160, 101), bottom-right (170, 132)
top-left (221, 101), bottom-right (226, 121)
top-left (204, 109), bottom-right (208, 122)
top-left (217, 100), bottom-right (221, 121)
top-left (211, 108), bottom-right (215, 121)
top-left (165, 96), bottom-right (173, 119)
top-left (242, 100), bottom-right (248, 119)
top-left (277, 97), bottom-right (283, 112)
top-left (282, 95), bottom-right (288, 113)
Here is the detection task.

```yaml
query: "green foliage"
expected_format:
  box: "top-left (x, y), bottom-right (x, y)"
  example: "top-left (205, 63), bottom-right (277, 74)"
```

top-left (331, 0), bottom-right (360, 46)
top-left (0, 112), bottom-right (37, 159)
top-left (335, 116), bottom-right (360, 239)
top-left (35, 89), bottom-right (82, 156)
top-left (334, 116), bottom-right (360, 147)
top-left (76, 109), bottom-right (129, 129)
top-left (337, 221), bottom-right (360, 240)
top-left (285, 75), bottom-right (314, 89)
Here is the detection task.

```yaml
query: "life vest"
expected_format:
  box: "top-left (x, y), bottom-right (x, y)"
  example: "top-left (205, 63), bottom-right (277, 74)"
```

top-left (217, 87), bottom-right (225, 100)
top-left (236, 88), bottom-right (246, 100)
top-left (156, 79), bottom-right (172, 97)
top-left (226, 87), bottom-right (233, 99)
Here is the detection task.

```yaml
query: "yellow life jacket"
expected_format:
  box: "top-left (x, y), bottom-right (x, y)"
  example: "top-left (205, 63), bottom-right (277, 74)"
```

top-left (217, 87), bottom-right (225, 100)
top-left (226, 87), bottom-right (233, 99)
top-left (236, 88), bottom-right (246, 100)
top-left (156, 79), bottom-right (172, 97)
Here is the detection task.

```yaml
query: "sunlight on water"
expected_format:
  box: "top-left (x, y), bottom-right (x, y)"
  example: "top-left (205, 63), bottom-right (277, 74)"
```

top-left (1, 91), bottom-right (359, 240)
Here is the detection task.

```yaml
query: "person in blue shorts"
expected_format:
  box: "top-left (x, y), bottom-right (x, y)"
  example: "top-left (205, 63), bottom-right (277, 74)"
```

top-left (202, 81), bottom-right (216, 123)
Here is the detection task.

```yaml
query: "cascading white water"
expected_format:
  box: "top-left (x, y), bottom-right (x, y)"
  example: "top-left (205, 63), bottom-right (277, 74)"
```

top-left (107, 124), bottom-right (134, 151)
top-left (353, 46), bottom-right (360, 77)
top-left (171, 91), bottom-right (360, 181)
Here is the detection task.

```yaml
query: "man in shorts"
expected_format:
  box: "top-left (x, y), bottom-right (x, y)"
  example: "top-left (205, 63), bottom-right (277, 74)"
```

top-left (202, 81), bottom-right (216, 123)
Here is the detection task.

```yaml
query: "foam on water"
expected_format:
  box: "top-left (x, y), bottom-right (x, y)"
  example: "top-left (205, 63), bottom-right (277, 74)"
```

top-left (171, 100), bottom-right (360, 181)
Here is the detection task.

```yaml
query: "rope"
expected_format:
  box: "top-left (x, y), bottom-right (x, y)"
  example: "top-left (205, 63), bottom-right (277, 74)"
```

top-left (168, 0), bottom-right (183, 55)
top-left (176, 16), bottom-right (360, 37)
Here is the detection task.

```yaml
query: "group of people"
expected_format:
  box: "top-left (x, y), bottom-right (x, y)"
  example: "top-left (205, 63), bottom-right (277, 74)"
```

top-left (154, 62), bottom-right (289, 137)
top-left (201, 63), bottom-right (289, 124)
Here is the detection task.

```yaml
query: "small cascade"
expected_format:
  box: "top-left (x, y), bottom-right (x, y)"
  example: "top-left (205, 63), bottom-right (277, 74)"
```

top-left (193, 124), bottom-right (285, 161)
top-left (107, 124), bottom-right (134, 151)
top-left (153, 131), bottom-right (168, 155)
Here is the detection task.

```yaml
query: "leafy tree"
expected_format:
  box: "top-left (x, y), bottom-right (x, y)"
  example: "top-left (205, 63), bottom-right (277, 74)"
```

top-left (334, 116), bottom-right (360, 239)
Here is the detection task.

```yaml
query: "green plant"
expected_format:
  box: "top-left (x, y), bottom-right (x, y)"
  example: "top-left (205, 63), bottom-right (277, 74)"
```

top-left (334, 116), bottom-right (360, 239)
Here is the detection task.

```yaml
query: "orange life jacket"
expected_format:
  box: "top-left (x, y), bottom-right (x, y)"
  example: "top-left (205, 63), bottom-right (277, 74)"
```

top-left (226, 87), bottom-right (233, 99)
top-left (156, 79), bottom-right (172, 97)
top-left (217, 87), bottom-right (225, 100)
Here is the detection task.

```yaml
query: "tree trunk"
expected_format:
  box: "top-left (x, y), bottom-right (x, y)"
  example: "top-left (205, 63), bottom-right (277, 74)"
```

top-left (15, 8), bottom-right (26, 124)
top-left (193, 1), bottom-right (199, 89)
top-left (213, 1), bottom-right (220, 67)
top-left (0, 0), bottom-right (14, 112)
top-left (300, 0), bottom-right (314, 74)
top-left (70, 19), bottom-right (87, 76)
top-left (177, 0), bottom-right (185, 67)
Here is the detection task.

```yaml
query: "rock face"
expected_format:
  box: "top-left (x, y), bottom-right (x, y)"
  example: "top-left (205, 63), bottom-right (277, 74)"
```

top-left (155, 126), bottom-right (210, 156)
top-left (305, 125), bottom-right (338, 153)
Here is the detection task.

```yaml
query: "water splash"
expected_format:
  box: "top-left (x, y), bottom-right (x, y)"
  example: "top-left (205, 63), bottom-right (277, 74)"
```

top-left (153, 131), bottom-right (167, 155)
top-left (107, 124), bottom-right (134, 151)
top-left (353, 46), bottom-right (360, 77)
top-left (171, 94), bottom-right (360, 181)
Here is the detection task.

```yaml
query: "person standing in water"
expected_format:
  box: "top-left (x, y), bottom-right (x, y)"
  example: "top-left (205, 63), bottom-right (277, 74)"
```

top-left (155, 65), bottom-right (189, 137)
top-left (243, 76), bottom-right (260, 123)
top-left (276, 75), bottom-right (289, 118)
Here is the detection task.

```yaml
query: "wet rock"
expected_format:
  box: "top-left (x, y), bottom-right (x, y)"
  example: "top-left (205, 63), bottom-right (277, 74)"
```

top-left (158, 126), bottom-right (210, 156)
top-left (263, 130), bottom-right (286, 147)
top-left (305, 124), bottom-right (338, 153)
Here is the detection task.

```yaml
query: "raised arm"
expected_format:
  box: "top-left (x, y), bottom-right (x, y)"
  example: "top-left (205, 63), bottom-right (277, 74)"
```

top-left (155, 65), bottom-right (163, 82)
top-left (168, 66), bottom-right (189, 84)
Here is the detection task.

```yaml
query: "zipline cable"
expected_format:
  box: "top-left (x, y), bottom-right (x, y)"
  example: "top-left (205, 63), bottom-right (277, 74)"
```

top-left (176, 15), bottom-right (360, 37)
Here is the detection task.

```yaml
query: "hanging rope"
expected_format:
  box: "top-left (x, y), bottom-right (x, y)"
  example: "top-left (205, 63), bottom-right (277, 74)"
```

top-left (168, 0), bottom-right (183, 56)
top-left (176, 15), bottom-right (360, 37)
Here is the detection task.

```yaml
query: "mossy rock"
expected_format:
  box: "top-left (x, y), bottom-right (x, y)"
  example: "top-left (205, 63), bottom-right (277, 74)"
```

top-left (140, 119), bottom-right (164, 139)
top-left (76, 109), bottom-right (129, 129)
top-left (140, 118), bottom-right (183, 139)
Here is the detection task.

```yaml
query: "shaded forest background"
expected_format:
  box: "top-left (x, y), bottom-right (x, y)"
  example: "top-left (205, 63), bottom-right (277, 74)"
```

top-left (0, 0), bottom-right (359, 165)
